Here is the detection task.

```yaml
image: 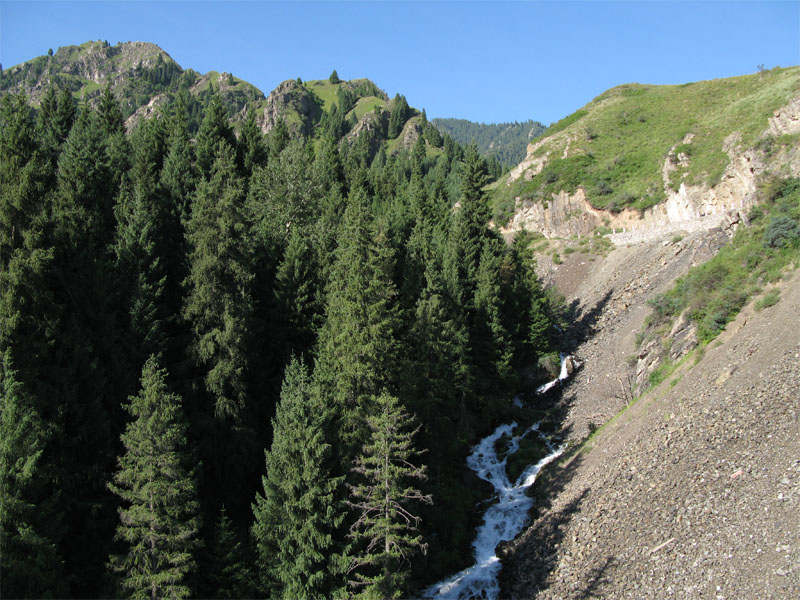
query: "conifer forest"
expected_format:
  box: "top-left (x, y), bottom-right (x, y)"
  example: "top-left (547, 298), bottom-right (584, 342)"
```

top-left (0, 84), bottom-right (562, 599)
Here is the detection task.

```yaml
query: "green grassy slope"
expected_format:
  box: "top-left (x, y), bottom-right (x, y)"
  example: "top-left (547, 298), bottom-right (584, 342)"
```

top-left (495, 67), bottom-right (800, 214)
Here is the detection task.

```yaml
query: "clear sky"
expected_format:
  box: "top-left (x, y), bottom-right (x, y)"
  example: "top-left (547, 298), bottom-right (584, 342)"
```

top-left (2, 1), bottom-right (798, 125)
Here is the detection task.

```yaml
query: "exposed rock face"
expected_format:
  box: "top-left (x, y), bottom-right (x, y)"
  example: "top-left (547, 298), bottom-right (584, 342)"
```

top-left (767, 95), bottom-right (800, 136)
top-left (503, 96), bottom-right (800, 245)
top-left (633, 310), bottom-right (699, 395)
top-left (507, 138), bottom-right (552, 183)
top-left (399, 118), bottom-right (423, 150)
top-left (256, 79), bottom-right (319, 135)
top-left (347, 108), bottom-right (388, 142)
top-left (3, 41), bottom-right (175, 105)
top-left (124, 93), bottom-right (169, 132)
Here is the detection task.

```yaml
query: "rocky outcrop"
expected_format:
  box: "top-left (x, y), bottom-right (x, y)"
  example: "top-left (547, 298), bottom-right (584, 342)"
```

top-left (256, 79), bottom-right (319, 136)
top-left (346, 108), bottom-right (388, 143)
top-left (503, 96), bottom-right (800, 245)
top-left (3, 41), bottom-right (176, 106)
top-left (124, 93), bottom-right (169, 132)
top-left (767, 95), bottom-right (800, 136)
top-left (507, 138), bottom-right (552, 183)
top-left (398, 118), bottom-right (423, 150)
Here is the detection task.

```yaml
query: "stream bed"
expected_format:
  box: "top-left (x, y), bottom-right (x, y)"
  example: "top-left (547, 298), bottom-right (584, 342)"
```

top-left (424, 355), bottom-right (575, 599)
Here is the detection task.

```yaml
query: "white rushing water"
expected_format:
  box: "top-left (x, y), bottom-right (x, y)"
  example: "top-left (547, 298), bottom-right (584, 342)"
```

top-left (424, 354), bottom-right (574, 600)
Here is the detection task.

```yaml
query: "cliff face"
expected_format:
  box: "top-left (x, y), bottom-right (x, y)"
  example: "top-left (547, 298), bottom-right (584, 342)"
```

top-left (2, 41), bottom-right (176, 105)
top-left (256, 79), bottom-right (320, 135)
top-left (502, 94), bottom-right (800, 245)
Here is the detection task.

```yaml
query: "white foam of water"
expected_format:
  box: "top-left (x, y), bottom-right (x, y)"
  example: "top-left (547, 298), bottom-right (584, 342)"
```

top-left (535, 353), bottom-right (573, 395)
top-left (424, 354), bottom-right (574, 599)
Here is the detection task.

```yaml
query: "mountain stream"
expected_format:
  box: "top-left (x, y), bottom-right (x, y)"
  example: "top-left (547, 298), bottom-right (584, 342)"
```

top-left (423, 354), bottom-right (575, 599)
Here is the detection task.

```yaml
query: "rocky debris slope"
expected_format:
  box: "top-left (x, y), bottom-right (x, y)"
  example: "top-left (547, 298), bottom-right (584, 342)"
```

top-left (502, 236), bottom-right (800, 598)
top-left (535, 227), bottom-right (728, 442)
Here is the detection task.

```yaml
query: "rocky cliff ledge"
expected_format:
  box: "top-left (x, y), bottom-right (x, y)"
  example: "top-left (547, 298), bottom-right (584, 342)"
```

top-left (502, 96), bottom-right (800, 245)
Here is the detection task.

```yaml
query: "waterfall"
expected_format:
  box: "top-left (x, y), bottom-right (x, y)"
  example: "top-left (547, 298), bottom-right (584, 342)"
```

top-left (424, 354), bottom-right (576, 599)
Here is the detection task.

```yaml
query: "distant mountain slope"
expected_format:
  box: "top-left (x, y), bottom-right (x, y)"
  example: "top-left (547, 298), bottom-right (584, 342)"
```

top-left (0, 40), bottom-right (264, 129)
top-left (0, 41), bottom-right (443, 156)
top-left (496, 67), bottom-right (800, 215)
top-left (432, 118), bottom-right (546, 166)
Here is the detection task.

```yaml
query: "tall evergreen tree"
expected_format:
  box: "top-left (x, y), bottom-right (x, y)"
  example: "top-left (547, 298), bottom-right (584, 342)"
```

top-left (195, 93), bottom-right (236, 178)
top-left (252, 357), bottom-right (346, 599)
top-left (184, 142), bottom-right (254, 421)
top-left (202, 507), bottom-right (251, 599)
top-left (0, 93), bottom-right (43, 263)
top-left (347, 392), bottom-right (431, 599)
top-left (55, 105), bottom-right (115, 248)
top-left (315, 192), bottom-right (402, 456)
top-left (272, 225), bottom-right (324, 361)
top-left (97, 83), bottom-right (124, 137)
top-left (388, 94), bottom-right (409, 139)
top-left (0, 351), bottom-right (66, 599)
top-left (160, 91), bottom-right (197, 224)
top-left (108, 356), bottom-right (201, 600)
top-left (239, 108), bottom-right (267, 178)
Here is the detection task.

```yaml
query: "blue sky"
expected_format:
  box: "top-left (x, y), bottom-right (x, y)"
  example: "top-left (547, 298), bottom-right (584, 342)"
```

top-left (2, 1), bottom-right (798, 124)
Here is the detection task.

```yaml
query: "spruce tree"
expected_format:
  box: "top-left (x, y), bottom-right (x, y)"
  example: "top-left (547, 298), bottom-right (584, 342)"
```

top-left (273, 224), bottom-right (324, 360)
top-left (314, 192), bottom-right (402, 456)
top-left (388, 94), bottom-right (409, 139)
top-left (203, 507), bottom-right (251, 599)
top-left (0, 94), bottom-right (39, 262)
top-left (252, 357), bottom-right (345, 599)
top-left (239, 108), bottom-right (267, 177)
top-left (97, 83), bottom-right (124, 137)
top-left (55, 105), bottom-right (115, 248)
top-left (108, 355), bottom-right (201, 600)
top-left (195, 93), bottom-right (236, 178)
top-left (471, 240), bottom-right (514, 401)
top-left (347, 392), bottom-right (431, 599)
top-left (160, 94), bottom-right (197, 224)
top-left (184, 142), bottom-right (254, 421)
top-left (0, 351), bottom-right (66, 598)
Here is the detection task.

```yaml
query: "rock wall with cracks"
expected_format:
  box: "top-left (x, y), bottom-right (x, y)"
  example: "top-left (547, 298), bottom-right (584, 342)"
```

top-left (501, 96), bottom-right (800, 245)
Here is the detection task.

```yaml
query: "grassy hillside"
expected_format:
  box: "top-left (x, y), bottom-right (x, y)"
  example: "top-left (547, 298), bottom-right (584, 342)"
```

top-left (639, 176), bottom-right (800, 389)
top-left (495, 67), bottom-right (800, 214)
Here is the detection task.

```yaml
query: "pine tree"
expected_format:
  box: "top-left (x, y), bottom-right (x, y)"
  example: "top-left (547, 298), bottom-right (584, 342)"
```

top-left (108, 355), bottom-right (201, 600)
top-left (388, 94), bottom-right (409, 139)
top-left (55, 105), bottom-right (115, 248)
top-left (239, 107), bottom-right (267, 177)
top-left (273, 224), bottom-right (324, 360)
top-left (0, 93), bottom-right (41, 263)
top-left (97, 83), bottom-right (124, 137)
top-left (0, 351), bottom-right (66, 598)
top-left (113, 180), bottom-right (170, 364)
top-left (203, 507), bottom-right (251, 599)
top-left (471, 240), bottom-right (514, 401)
top-left (248, 138), bottom-right (318, 248)
top-left (314, 192), bottom-right (402, 455)
top-left (252, 357), bottom-right (345, 599)
top-left (160, 94), bottom-right (197, 224)
top-left (195, 93), bottom-right (236, 178)
top-left (184, 142), bottom-right (254, 421)
top-left (347, 392), bottom-right (431, 599)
